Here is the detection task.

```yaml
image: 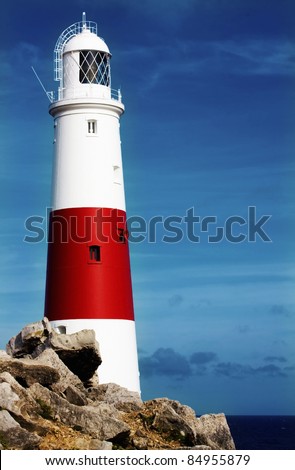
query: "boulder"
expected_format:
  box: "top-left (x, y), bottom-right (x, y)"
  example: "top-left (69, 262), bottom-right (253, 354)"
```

top-left (6, 319), bottom-right (102, 384)
top-left (88, 383), bottom-right (143, 411)
top-left (0, 372), bottom-right (55, 441)
top-left (0, 355), bottom-right (60, 388)
top-left (194, 413), bottom-right (235, 450)
top-left (0, 409), bottom-right (41, 450)
top-left (64, 385), bottom-right (88, 406)
top-left (49, 329), bottom-right (102, 383)
top-left (29, 382), bottom-right (130, 442)
top-left (33, 349), bottom-right (85, 394)
top-left (0, 371), bottom-right (42, 419)
top-left (6, 318), bottom-right (52, 358)
top-left (127, 398), bottom-right (236, 450)
top-left (143, 398), bottom-right (197, 446)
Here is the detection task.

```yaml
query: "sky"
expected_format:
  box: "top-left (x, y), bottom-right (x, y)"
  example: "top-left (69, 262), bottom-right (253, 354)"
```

top-left (0, 0), bottom-right (294, 416)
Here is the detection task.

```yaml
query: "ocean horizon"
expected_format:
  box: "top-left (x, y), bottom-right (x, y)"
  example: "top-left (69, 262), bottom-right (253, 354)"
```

top-left (226, 415), bottom-right (295, 450)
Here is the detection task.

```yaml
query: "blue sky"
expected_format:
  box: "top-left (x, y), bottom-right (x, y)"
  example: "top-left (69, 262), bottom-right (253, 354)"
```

top-left (1, 0), bottom-right (294, 415)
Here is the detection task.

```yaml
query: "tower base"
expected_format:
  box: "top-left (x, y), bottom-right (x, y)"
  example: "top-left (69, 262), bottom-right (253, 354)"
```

top-left (50, 318), bottom-right (140, 393)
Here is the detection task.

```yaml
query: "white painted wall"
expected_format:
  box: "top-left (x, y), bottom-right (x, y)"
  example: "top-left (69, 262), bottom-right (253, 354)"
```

top-left (49, 99), bottom-right (126, 211)
top-left (51, 318), bottom-right (141, 393)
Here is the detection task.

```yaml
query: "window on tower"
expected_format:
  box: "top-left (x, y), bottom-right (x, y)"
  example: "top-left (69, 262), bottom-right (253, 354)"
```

top-left (89, 245), bottom-right (101, 263)
top-left (113, 165), bottom-right (121, 184)
top-left (88, 120), bottom-right (97, 134)
top-left (79, 50), bottom-right (110, 86)
top-left (117, 228), bottom-right (126, 244)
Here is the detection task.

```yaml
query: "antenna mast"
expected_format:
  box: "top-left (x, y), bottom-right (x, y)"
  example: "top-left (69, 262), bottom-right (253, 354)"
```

top-left (82, 11), bottom-right (87, 28)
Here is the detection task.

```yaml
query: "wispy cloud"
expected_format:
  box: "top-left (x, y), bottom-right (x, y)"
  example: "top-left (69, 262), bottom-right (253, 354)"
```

top-left (212, 39), bottom-right (295, 76)
top-left (269, 305), bottom-right (290, 317)
top-left (168, 294), bottom-right (184, 307)
top-left (236, 325), bottom-right (251, 334)
top-left (0, 41), bottom-right (50, 101)
top-left (121, 37), bottom-right (295, 93)
top-left (264, 356), bottom-right (287, 363)
top-left (214, 362), bottom-right (288, 379)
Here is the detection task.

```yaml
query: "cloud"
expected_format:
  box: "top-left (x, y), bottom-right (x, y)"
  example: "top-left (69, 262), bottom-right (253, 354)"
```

top-left (15, 42), bottom-right (40, 67)
top-left (269, 305), bottom-right (290, 317)
top-left (264, 356), bottom-right (287, 363)
top-left (214, 362), bottom-right (288, 379)
top-left (126, 37), bottom-right (295, 94)
top-left (189, 352), bottom-right (218, 376)
top-left (139, 348), bottom-right (192, 379)
top-left (139, 347), bottom-right (293, 382)
top-left (236, 325), bottom-right (250, 334)
top-left (168, 294), bottom-right (183, 307)
top-left (190, 352), bottom-right (217, 365)
top-left (214, 362), bottom-right (254, 379)
top-left (211, 39), bottom-right (295, 76)
top-left (255, 365), bottom-right (287, 378)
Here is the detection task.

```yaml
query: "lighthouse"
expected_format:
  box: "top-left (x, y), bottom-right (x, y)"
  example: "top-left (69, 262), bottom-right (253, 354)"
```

top-left (44, 14), bottom-right (140, 393)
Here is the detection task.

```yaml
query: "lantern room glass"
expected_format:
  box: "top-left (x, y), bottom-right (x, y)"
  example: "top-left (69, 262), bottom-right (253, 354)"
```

top-left (79, 50), bottom-right (110, 86)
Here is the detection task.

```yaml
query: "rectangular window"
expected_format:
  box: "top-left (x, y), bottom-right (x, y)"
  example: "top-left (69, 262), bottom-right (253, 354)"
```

top-left (88, 120), bottom-right (97, 134)
top-left (89, 245), bottom-right (101, 263)
top-left (113, 165), bottom-right (121, 184)
top-left (118, 228), bottom-right (126, 244)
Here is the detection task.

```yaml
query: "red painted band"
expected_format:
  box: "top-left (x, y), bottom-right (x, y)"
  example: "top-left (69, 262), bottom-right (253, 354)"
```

top-left (44, 207), bottom-right (134, 321)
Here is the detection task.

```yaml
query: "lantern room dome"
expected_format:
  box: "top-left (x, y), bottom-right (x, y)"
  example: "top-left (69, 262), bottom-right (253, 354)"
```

top-left (63, 28), bottom-right (110, 55)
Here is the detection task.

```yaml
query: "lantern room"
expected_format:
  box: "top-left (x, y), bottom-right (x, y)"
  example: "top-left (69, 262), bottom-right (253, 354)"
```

top-left (54, 13), bottom-right (112, 101)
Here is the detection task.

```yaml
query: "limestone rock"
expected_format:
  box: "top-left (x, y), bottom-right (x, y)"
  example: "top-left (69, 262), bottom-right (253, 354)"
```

top-left (0, 355), bottom-right (60, 388)
top-left (6, 318), bottom-right (52, 358)
top-left (29, 382), bottom-right (130, 442)
top-left (64, 385), bottom-right (88, 406)
top-left (0, 409), bottom-right (41, 450)
top-left (6, 319), bottom-right (102, 384)
top-left (194, 413), bottom-right (235, 450)
top-left (132, 436), bottom-right (149, 449)
top-left (0, 371), bottom-right (42, 419)
top-left (33, 349), bottom-right (85, 394)
top-left (0, 372), bottom-right (53, 444)
top-left (143, 398), bottom-right (197, 446)
top-left (94, 441), bottom-right (113, 450)
top-left (191, 445), bottom-right (213, 450)
top-left (69, 438), bottom-right (113, 450)
top-left (125, 398), bottom-right (236, 450)
top-left (1, 318), bottom-right (236, 450)
top-left (49, 329), bottom-right (102, 383)
top-left (0, 351), bottom-right (10, 359)
top-left (88, 383), bottom-right (143, 411)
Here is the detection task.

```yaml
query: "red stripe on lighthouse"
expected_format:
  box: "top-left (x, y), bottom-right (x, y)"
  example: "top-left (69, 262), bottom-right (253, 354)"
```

top-left (44, 207), bottom-right (134, 322)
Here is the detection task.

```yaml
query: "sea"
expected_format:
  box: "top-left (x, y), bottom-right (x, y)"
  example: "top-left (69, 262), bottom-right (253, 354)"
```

top-left (226, 416), bottom-right (295, 450)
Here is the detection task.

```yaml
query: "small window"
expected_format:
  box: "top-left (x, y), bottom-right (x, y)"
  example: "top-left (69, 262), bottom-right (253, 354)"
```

top-left (118, 228), bottom-right (126, 244)
top-left (56, 326), bottom-right (66, 334)
top-left (113, 165), bottom-right (121, 184)
top-left (88, 120), bottom-right (97, 134)
top-left (89, 245), bottom-right (101, 263)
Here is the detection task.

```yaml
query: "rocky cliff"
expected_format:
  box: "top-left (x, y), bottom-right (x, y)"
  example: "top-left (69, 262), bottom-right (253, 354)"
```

top-left (0, 318), bottom-right (235, 450)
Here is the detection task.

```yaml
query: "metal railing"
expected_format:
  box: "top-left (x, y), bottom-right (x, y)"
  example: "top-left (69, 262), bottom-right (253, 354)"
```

top-left (54, 20), bottom-right (98, 82)
top-left (49, 87), bottom-right (122, 103)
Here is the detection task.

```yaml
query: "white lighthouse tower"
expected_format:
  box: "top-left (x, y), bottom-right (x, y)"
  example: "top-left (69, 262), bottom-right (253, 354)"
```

top-left (44, 14), bottom-right (140, 393)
